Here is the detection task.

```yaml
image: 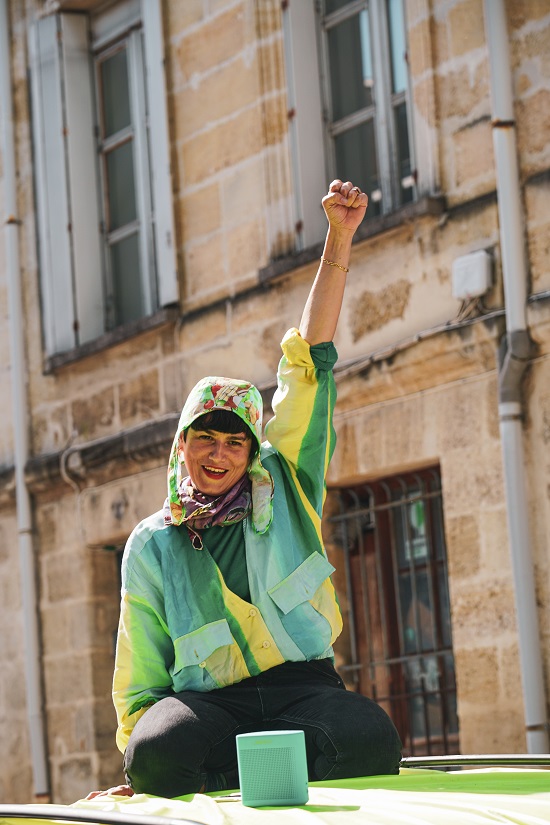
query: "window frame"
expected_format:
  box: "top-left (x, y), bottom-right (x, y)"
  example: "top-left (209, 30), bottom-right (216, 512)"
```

top-left (318, 0), bottom-right (416, 216)
top-left (28, 0), bottom-right (177, 358)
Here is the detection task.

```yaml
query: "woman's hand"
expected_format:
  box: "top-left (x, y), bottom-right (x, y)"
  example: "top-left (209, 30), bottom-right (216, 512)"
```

top-left (322, 179), bottom-right (368, 236)
top-left (85, 784), bottom-right (135, 800)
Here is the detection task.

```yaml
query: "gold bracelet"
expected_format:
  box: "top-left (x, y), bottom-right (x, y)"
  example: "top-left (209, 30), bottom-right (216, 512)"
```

top-left (321, 256), bottom-right (349, 273)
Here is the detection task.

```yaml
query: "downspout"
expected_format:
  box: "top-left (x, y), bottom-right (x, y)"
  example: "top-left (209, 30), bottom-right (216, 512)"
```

top-left (483, 0), bottom-right (549, 752)
top-left (0, 0), bottom-right (51, 797)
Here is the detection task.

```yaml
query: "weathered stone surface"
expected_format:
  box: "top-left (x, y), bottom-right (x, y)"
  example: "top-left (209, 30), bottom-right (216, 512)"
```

top-left (350, 280), bottom-right (412, 342)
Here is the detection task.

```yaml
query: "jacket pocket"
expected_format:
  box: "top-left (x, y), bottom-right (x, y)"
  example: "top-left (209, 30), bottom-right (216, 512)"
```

top-left (267, 552), bottom-right (335, 614)
top-left (174, 619), bottom-right (234, 668)
top-left (172, 619), bottom-right (250, 690)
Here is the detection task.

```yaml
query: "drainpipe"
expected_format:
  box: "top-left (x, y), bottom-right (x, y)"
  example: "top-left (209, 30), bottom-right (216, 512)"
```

top-left (483, 0), bottom-right (549, 753)
top-left (0, 0), bottom-right (51, 797)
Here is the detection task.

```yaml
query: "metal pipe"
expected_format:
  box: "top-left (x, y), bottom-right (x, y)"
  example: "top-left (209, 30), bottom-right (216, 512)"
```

top-left (0, 0), bottom-right (50, 796)
top-left (483, 0), bottom-right (549, 753)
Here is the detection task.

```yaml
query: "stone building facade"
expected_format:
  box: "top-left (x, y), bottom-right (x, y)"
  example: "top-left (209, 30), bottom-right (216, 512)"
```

top-left (0, 0), bottom-right (549, 804)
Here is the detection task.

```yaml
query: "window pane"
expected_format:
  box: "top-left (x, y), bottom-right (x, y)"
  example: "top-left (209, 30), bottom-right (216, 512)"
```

top-left (328, 12), bottom-right (373, 121)
top-left (100, 48), bottom-right (131, 137)
top-left (324, 0), bottom-right (352, 14)
top-left (395, 101), bottom-right (413, 204)
top-left (106, 140), bottom-right (137, 230)
top-left (334, 120), bottom-right (380, 215)
top-left (110, 233), bottom-right (144, 324)
top-left (388, 0), bottom-right (408, 94)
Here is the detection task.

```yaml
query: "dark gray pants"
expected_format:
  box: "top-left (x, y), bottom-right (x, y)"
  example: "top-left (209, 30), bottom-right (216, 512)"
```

top-left (123, 659), bottom-right (402, 797)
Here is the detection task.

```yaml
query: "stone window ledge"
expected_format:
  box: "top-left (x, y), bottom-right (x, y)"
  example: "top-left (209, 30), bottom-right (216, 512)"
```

top-left (259, 196), bottom-right (447, 284)
top-left (44, 305), bottom-right (179, 374)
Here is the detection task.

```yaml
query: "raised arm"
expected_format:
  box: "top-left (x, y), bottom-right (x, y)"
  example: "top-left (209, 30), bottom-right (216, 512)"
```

top-left (299, 179), bottom-right (368, 345)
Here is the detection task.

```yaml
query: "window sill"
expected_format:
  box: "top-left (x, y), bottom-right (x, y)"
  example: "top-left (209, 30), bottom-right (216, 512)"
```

top-left (258, 195), bottom-right (447, 284)
top-left (43, 305), bottom-right (179, 374)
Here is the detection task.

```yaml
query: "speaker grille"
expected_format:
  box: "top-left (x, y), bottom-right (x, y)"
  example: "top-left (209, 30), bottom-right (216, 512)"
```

top-left (239, 746), bottom-right (297, 797)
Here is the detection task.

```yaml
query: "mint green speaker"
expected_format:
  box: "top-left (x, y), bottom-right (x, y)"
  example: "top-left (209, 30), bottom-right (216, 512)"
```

top-left (236, 730), bottom-right (309, 807)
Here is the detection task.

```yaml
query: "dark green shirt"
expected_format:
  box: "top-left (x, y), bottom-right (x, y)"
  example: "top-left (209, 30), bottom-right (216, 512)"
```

top-left (202, 522), bottom-right (251, 602)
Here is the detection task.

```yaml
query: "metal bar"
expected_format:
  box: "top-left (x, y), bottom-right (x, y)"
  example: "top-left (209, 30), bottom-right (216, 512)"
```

top-left (400, 754), bottom-right (550, 768)
top-left (0, 806), bottom-right (203, 825)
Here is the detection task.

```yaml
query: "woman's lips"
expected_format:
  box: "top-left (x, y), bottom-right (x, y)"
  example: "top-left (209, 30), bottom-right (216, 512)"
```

top-left (202, 466), bottom-right (228, 479)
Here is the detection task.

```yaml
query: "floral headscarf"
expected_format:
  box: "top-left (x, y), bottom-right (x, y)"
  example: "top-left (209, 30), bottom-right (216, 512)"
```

top-left (164, 376), bottom-right (274, 535)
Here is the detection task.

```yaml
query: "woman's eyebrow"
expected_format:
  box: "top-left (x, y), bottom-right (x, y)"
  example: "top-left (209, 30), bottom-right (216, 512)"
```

top-left (199, 428), bottom-right (249, 440)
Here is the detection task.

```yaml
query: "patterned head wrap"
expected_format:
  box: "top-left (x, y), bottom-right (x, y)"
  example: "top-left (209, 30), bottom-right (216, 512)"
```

top-left (165, 376), bottom-right (274, 534)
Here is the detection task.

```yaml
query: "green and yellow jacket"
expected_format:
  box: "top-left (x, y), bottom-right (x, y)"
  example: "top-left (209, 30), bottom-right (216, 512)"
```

top-left (113, 329), bottom-right (343, 752)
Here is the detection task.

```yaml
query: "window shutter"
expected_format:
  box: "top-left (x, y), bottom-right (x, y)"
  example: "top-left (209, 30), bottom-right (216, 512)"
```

top-left (142, 0), bottom-right (178, 307)
top-left (282, 1), bottom-right (327, 249)
top-left (29, 14), bottom-right (104, 355)
top-left (59, 14), bottom-right (105, 346)
top-left (29, 15), bottom-right (76, 355)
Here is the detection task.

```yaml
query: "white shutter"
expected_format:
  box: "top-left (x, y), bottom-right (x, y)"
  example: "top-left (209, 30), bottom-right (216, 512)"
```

top-left (29, 14), bottom-right (104, 355)
top-left (29, 16), bottom-right (76, 355)
top-left (59, 15), bottom-right (105, 346)
top-left (142, 0), bottom-right (179, 306)
top-left (282, 1), bottom-right (327, 249)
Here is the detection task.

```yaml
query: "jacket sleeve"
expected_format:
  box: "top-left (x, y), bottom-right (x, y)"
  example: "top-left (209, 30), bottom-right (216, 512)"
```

top-left (112, 531), bottom-right (175, 752)
top-left (264, 328), bottom-right (338, 515)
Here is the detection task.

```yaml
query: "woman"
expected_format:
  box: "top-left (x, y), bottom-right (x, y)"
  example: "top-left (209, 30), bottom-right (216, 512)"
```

top-left (89, 180), bottom-right (401, 800)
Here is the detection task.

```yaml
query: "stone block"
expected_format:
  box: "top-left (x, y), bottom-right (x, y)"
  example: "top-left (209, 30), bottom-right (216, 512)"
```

top-left (221, 156), bottom-right (265, 228)
top-left (407, 18), bottom-right (434, 80)
top-left (161, 358), bottom-right (185, 414)
top-left (72, 389), bottom-right (116, 441)
top-left (258, 38), bottom-right (285, 96)
top-left (177, 182), bottom-right (221, 242)
top-left (119, 369), bottom-right (161, 428)
top-left (435, 381), bottom-right (485, 452)
top-left (498, 641), bottom-right (524, 702)
top-left (350, 280), bottom-right (412, 342)
top-left (175, 3), bottom-right (248, 83)
top-left (436, 61), bottom-right (489, 123)
top-left (454, 645), bottom-right (499, 704)
top-left (507, 0), bottom-right (550, 32)
top-left (31, 404), bottom-right (71, 453)
top-left (227, 219), bottom-right (267, 280)
top-left (261, 92), bottom-right (288, 147)
top-left (457, 707), bottom-right (526, 754)
top-left (255, 0), bottom-right (283, 39)
top-left (97, 747), bottom-right (126, 793)
top-left (80, 470), bottom-right (165, 551)
top-left (35, 504), bottom-right (60, 556)
top-left (479, 508), bottom-right (512, 575)
top-left (44, 553), bottom-right (87, 604)
top-left (447, 0), bottom-right (486, 57)
top-left (183, 233), bottom-right (226, 299)
top-left (450, 581), bottom-right (517, 647)
top-left (55, 756), bottom-right (96, 805)
top-left (174, 54), bottom-right (260, 141)
top-left (165, 0), bottom-right (204, 35)
top-left (42, 604), bottom-right (70, 656)
top-left (441, 443), bottom-right (505, 518)
top-left (445, 513), bottom-right (481, 579)
top-left (181, 104), bottom-right (264, 186)
top-left (179, 305), bottom-right (228, 350)
top-left (453, 118), bottom-right (495, 190)
top-left (516, 89), bottom-right (550, 163)
top-left (44, 653), bottom-right (92, 706)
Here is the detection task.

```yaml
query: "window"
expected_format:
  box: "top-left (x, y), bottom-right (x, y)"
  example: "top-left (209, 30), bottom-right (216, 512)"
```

top-left (283, 0), bottom-right (416, 246)
top-left (29, 0), bottom-right (177, 356)
top-left (320, 0), bottom-right (414, 217)
top-left (326, 468), bottom-right (459, 756)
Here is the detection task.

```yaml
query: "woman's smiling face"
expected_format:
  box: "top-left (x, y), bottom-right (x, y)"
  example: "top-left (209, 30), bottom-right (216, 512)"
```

top-left (182, 426), bottom-right (252, 496)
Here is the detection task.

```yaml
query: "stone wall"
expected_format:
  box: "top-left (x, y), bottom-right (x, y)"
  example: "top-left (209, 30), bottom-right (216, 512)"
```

top-left (0, 0), bottom-right (549, 804)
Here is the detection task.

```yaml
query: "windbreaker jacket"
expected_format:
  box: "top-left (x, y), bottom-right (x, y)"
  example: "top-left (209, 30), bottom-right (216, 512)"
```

top-left (113, 329), bottom-right (344, 752)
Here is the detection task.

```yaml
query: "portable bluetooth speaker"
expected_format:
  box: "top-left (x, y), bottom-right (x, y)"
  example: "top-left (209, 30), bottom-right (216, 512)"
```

top-left (236, 729), bottom-right (309, 807)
